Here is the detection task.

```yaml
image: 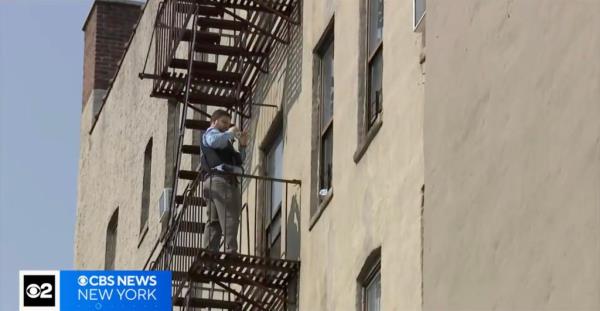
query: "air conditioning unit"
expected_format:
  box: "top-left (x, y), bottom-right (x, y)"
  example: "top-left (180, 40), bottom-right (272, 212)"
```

top-left (158, 188), bottom-right (172, 233)
top-left (413, 0), bottom-right (426, 32)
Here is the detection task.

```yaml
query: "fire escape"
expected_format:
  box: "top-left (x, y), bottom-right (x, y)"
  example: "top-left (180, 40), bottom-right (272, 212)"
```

top-left (139, 0), bottom-right (301, 310)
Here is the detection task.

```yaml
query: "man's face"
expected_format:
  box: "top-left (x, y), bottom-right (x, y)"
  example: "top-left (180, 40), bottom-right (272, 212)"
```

top-left (213, 116), bottom-right (231, 132)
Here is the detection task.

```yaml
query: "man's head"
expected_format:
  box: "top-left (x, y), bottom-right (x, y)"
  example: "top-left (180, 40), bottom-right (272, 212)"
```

top-left (210, 109), bottom-right (232, 131)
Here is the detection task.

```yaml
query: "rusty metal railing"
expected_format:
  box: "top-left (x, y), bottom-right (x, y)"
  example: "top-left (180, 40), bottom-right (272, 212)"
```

top-left (147, 169), bottom-right (301, 266)
top-left (144, 169), bottom-right (301, 310)
top-left (142, 0), bottom-right (301, 265)
top-left (154, 0), bottom-right (197, 91)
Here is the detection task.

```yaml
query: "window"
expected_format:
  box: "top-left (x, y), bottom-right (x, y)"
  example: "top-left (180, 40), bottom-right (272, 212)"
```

top-left (357, 247), bottom-right (382, 311)
top-left (140, 138), bottom-right (152, 234)
top-left (310, 18), bottom-right (334, 227)
top-left (364, 270), bottom-right (381, 311)
top-left (414, 0), bottom-right (426, 31)
top-left (354, 0), bottom-right (384, 163)
top-left (265, 133), bottom-right (284, 258)
top-left (318, 27), bottom-right (334, 200)
top-left (366, 0), bottom-right (383, 128)
top-left (105, 208), bottom-right (119, 270)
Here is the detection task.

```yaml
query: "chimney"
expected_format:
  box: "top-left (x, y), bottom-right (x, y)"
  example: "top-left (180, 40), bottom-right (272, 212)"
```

top-left (82, 0), bottom-right (143, 114)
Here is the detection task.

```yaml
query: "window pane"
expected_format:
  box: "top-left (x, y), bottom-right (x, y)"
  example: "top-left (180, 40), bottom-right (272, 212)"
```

top-left (267, 134), bottom-right (284, 219)
top-left (415, 0), bottom-right (426, 27)
top-left (368, 0), bottom-right (384, 55)
top-left (269, 234), bottom-right (281, 259)
top-left (321, 40), bottom-right (334, 129)
top-left (368, 50), bottom-right (383, 126)
top-left (366, 272), bottom-right (381, 311)
top-left (267, 214), bottom-right (281, 248)
top-left (140, 139), bottom-right (152, 232)
top-left (319, 126), bottom-right (333, 193)
top-left (105, 210), bottom-right (118, 270)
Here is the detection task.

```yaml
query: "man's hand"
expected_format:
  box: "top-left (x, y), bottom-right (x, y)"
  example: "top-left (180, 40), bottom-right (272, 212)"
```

top-left (227, 126), bottom-right (248, 147)
top-left (239, 131), bottom-right (249, 147)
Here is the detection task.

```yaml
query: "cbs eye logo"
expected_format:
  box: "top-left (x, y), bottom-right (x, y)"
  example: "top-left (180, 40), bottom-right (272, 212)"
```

top-left (23, 275), bottom-right (55, 307)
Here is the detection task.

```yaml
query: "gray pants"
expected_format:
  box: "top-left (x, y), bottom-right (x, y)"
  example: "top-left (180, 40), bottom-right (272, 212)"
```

top-left (202, 175), bottom-right (241, 253)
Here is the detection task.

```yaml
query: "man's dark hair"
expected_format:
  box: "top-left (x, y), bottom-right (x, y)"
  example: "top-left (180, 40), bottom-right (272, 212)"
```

top-left (210, 109), bottom-right (231, 122)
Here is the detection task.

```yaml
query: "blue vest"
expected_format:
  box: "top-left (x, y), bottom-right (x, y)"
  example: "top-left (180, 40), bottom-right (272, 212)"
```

top-left (200, 133), bottom-right (242, 171)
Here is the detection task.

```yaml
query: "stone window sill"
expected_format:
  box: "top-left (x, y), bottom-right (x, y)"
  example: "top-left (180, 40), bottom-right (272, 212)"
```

top-left (353, 119), bottom-right (383, 163)
top-left (309, 190), bottom-right (333, 231)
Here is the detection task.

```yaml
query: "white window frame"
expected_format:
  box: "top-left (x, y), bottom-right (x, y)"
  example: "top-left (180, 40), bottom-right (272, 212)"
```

top-left (265, 132), bottom-right (284, 258)
top-left (413, 0), bottom-right (426, 32)
top-left (361, 259), bottom-right (381, 311)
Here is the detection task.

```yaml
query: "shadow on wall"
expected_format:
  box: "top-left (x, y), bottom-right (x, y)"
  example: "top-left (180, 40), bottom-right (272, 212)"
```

top-left (286, 194), bottom-right (301, 311)
top-left (242, 1), bottom-right (304, 175)
top-left (255, 1), bottom-right (303, 119)
top-left (287, 194), bottom-right (301, 260)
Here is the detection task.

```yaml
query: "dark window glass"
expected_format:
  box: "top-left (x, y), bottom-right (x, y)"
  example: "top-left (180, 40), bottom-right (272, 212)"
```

top-left (266, 134), bottom-right (284, 220)
top-left (368, 0), bottom-right (383, 55)
top-left (266, 212), bottom-right (281, 259)
top-left (358, 248), bottom-right (382, 311)
top-left (321, 41), bottom-right (334, 130)
top-left (105, 209), bottom-right (118, 270)
top-left (319, 127), bottom-right (333, 192)
top-left (140, 138), bottom-right (152, 232)
top-left (366, 0), bottom-right (383, 128)
top-left (266, 133), bottom-right (283, 258)
top-left (319, 37), bottom-right (334, 197)
top-left (368, 51), bottom-right (383, 127)
top-left (364, 271), bottom-right (381, 311)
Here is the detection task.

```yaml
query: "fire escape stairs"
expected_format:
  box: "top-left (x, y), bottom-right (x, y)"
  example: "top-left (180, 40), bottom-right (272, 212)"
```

top-left (140, 0), bottom-right (300, 309)
top-left (173, 296), bottom-right (242, 310)
top-left (172, 250), bottom-right (301, 310)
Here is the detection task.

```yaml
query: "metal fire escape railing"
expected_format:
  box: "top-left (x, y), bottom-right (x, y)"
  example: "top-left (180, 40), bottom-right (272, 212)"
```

top-left (139, 0), bottom-right (300, 309)
top-left (146, 172), bottom-right (301, 310)
top-left (140, 0), bottom-right (299, 232)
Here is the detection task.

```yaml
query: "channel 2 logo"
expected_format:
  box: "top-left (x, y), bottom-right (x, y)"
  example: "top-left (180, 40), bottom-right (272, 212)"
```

top-left (24, 275), bottom-right (55, 306)
top-left (20, 271), bottom-right (60, 310)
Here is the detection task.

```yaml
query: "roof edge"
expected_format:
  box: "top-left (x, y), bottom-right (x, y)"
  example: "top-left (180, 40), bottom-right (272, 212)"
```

top-left (82, 0), bottom-right (145, 31)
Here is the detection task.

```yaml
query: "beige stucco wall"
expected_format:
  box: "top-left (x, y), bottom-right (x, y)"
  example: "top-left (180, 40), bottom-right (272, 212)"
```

top-left (290, 0), bottom-right (425, 310)
top-left (75, 0), bottom-right (180, 270)
top-left (424, 0), bottom-right (600, 310)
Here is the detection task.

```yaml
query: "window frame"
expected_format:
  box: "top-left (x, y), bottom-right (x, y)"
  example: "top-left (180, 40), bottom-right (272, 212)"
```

top-left (354, 0), bottom-right (384, 163)
top-left (362, 262), bottom-right (381, 311)
top-left (318, 31), bottom-right (334, 198)
top-left (366, 44), bottom-right (383, 129)
top-left (265, 207), bottom-right (282, 258)
top-left (413, 0), bottom-right (426, 31)
top-left (139, 137), bottom-right (152, 239)
top-left (260, 119), bottom-right (285, 258)
top-left (365, 0), bottom-right (384, 130)
top-left (265, 132), bottom-right (284, 221)
top-left (357, 247), bottom-right (382, 311)
top-left (105, 208), bottom-right (119, 270)
top-left (310, 16), bottom-right (335, 230)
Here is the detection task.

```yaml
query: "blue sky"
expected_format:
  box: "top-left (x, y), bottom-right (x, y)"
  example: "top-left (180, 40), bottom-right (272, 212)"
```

top-left (0, 0), bottom-right (94, 309)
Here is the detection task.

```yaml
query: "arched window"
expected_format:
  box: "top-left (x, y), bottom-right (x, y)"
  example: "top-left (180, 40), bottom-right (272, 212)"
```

top-left (105, 208), bottom-right (119, 270)
top-left (140, 138), bottom-right (153, 233)
top-left (357, 247), bottom-right (381, 311)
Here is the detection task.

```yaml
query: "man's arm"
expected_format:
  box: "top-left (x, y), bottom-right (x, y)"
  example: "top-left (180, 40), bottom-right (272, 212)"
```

top-left (238, 132), bottom-right (248, 162)
top-left (203, 128), bottom-right (235, 149)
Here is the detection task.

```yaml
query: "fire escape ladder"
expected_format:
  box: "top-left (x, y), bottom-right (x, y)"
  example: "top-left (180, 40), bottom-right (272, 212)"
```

top-left (140, 0), bottom-right (301, 310)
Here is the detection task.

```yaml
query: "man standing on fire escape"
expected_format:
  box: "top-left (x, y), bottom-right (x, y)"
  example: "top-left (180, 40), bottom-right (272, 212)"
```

top-left (200, 109), bottom-right (249, 253)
